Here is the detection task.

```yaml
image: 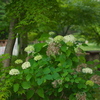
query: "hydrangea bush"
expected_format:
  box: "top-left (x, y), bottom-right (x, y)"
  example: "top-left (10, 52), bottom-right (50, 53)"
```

top-left (0, 34), bottom-right (100, 100)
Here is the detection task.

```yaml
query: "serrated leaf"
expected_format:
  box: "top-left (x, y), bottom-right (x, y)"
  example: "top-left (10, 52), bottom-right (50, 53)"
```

top-left (66, 59), bottom-right (72, 66)
top-left (58, 87), bottom-right (63, 92)
top-left (95, 71), bottom-right (100, 76)
top-left (37, 78), bottom-right (43, 85)
top-left (56, 55), bottom-right (66, 63)
top-left (45, 74), bottom-right (53, 80)
top-left (43, 67), bottom-right (51, 74)
top-left (73, 75), bottom-right (77, 78)
top-left (24, 69), bottom-right (30, 74)
top-left (56, 68), bottom-right (61, 72)
top-left (21, 82), bottom-right (31, 89)
top-left (13, 83), bottom-right (19, 92)
top-left (66, 50), bottom-right (71, 57)
top-left (65, 84), bottom-right (68, 88)
top-left (62, 72), bottom-right (68, 77)
top-left (34, 43), bottom-right (46, 52)
top-left (52, 73), bottom-right (60, 79)
top-left (75, 79), bottom-right (79, 83)
top-left (72, 57), bottom-right (79, 62)
top-left (96, 64), bottom-right (100, 68)
top-left (26, 74), bottom-right (32, 81)
top-left (61, 45), bottom-right (67, 52)
top-left (65, 77), bottom-right (70, 81)
top-left (87, 61), bottom-right (94, 64)
top-left (27, 90), bottom-right (34, 99)
top-left (37, 88), bottom-right (44, 98)
top-left (39, 33), bottom-right (50, 41)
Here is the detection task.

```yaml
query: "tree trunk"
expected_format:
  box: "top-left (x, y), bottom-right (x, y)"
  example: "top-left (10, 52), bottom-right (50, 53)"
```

top-left (3, 19), bottom-right (16, 67)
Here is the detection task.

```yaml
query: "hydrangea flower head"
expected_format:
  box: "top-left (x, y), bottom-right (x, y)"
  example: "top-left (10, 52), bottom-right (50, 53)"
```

top-left (82, 67), bottom-right (93, 74)
top-left (24, 45), bottom-right (34, 53)
top-left (54, 35), bottom-right (64, 43)
top-left (49, 31), bottom-right (55, 36)
top-left (46, 37), bottom-right (54, 44)
top-left (15, 59), bottom-right (23, 64)
top-left (34, 55), bottom-right (42, 61)
top-left (63, 35), bottom-right (76, 45)
top-left (52, 79), bottom-right (62, 88)
top-left (86, 80), bottom-right (94, 86)
top-left (9, 69), bottom-right (20, 75)
top-left (22, 61), bottom-right (31, 69)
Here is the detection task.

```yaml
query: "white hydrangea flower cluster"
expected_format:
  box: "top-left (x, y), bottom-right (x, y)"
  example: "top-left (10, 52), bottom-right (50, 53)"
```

top-left (82, 67), bottom-right (93, 74)
top-left (63, 35), bottom-right (76, 44)
top-left (24, 45), bottom-right (34, 54)
top-left (9, 69), bottom-right (20, 75)
top-left (46, 37), bottom-right (54, 44)
top-left (49, 31), bottom-right (55, 36)
top-left (21, 61), bottom-right (31, 69)
top-left (15, 59), bottom-right (23, 64)
top-left (54, 35), bottom-right (64, 43)
top-left (34, 55), bottom-right (42, 61)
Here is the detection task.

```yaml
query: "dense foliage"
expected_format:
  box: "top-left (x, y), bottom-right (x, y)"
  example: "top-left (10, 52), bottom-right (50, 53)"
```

top-left (0, 1), bottom-right (9, 39)
top-left (0, 34), bottom-right (100, 100)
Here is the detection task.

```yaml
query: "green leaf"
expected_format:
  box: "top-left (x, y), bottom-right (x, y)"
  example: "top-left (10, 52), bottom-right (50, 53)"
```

top-left (68, 69), bottom-right (74, 73)
top-left (66, 50), bottom-right (71, 57)
top-left (95, 71), bottom-right (100, 76)
top-left (30, 78), bottom-right (37, 86)
top-left (87, 61), bottom-right (94, 64)
top-left (82, 43), bottom-right (88, 46)
top-left (34, 43), bottom-right (46, 52)
top-left (26, 74), bottom-right (32, 81)
top-left (52, 73), bottom-right (60, 79)
top-left (78, 83), bottom-right (85, 89)
top-left (37, 78), bottom-right (43, 85)
top-left (66, 59), bottom-right (72, 66)
top-left (72, 57), bottom-right (79, 62)
top-left (65, 84), bottom-right (68, 88)
top-left (93, 59), bottom-right (99, 63)
top-left (27, 90), bottom-right (34, 99)
top-left (62, 62), bottom-right (68, 68)
top-left (21, 82), bottom-right (31, 89)
top-left (45, 74), bottom-right (53, 80)
top-left (65, 77), bottom-right (70, 81)
top-left (75, 79), bottom-right (79, 83)
top-left (43, 67), bottom-right (51, 74)
top-left (56, 55), bottom-right (66, 63)
top-left (39, 33), bottom-right (50, 41)
top-left (69, 94), bottom-right (76, 100)
top-left (13, 83), bottom-right (19, 92)
top-left (62, 71), bottom-right (68, 77)
top-left (96, 64), bottom-right (100, 68)
top-left (58, 87), bottom-right (63, 92)
top-left (50, 67), bottom-right (56, 73)
top-left (61, 45), bottom-right (67, 52)
top-left (24, 69), bottom-right (30, 74)
top-left (71, 79), bottom-right (74, 83)
top-left (56, 68), bottom-right (61, 72)
top-left (73, 75), bottom-right (77, 78)
top-left (37, 88), bottom-right (44, 98)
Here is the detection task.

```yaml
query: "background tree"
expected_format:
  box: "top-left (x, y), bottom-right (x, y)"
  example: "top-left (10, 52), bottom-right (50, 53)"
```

top-left (3, 0), bottom-right (60, 67)
top-left (57, 0), bottom-right (100, 36)
top-left (3, 0), bottom-right (100, 67)
top-left (0, 0), bottom-right (9, 39)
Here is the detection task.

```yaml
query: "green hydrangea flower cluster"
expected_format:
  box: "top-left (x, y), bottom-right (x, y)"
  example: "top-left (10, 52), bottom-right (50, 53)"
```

top-left (86, 80), bottom-right (94, 86)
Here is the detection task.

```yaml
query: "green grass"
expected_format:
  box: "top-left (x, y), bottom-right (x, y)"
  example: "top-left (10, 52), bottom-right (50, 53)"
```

top-left (80, 43), bottom-right (100, 51)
